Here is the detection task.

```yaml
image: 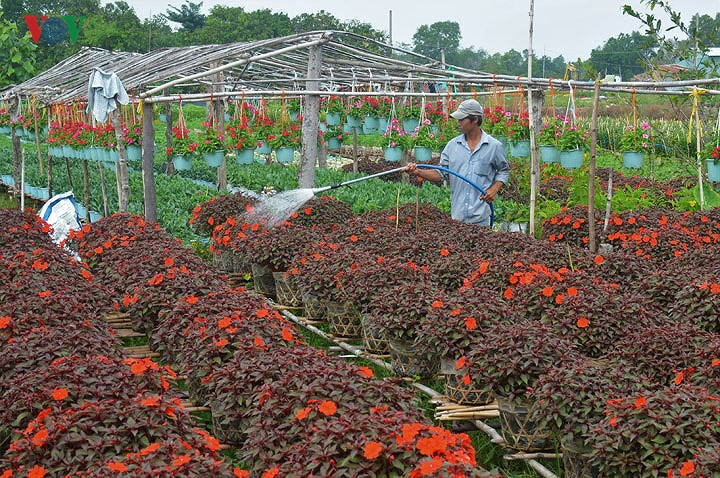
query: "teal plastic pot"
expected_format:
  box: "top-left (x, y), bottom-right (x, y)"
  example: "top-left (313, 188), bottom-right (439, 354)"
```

top-left (203, 150), bottom-right (224, 167)
top-left (559, 149), bottom-right (584, 169)
top-left (126, 144), bottom-right (141, 161)
top-left (364, 115), bottom-right (379, 128)
top-left (89, 211), bottom-right (103, 223)
top-left (326, 112), bottom-right (341, 125)
top-left (37, 187), bottom-right (50, 200)
top-left (414, 146), bottom-right (433, 162)
top-left (378, 117), bottom-right (389, 134)
top-left (622, 151), bottom-right (644, 169)
top-left (275, 147), bottom-right (295, 163)
top-left (327, 138), bottom-right (341, 150)
top-left (159, 113), bottom-right (167, 122)
top-left (346, 115), bottom-right (362, 127)
top-left (343, 123), bottom-right (354, 134)
top-left (384, 146), bottom-right (403, 162)
top-left (402, 118), bottom-right (419, 133)
top-left (235, 149), bottom-right (255, 165)
top-left (255, 142), bottom-right (271, 155)
top-left (290, 110), bottom-right (301, 122)
top-left (708, 159), bottom-right (720, 182)
top-left (172, 154), bottom-right (192, 171)
top-left (540, 145), bottom-right (559, 163)
top-left (362, 123), bottom-right (377, 135)
top-left (510, 140), bottom-right (530, 158)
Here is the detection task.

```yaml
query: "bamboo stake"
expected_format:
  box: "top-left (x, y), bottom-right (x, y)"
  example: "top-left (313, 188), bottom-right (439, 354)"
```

top-left (527, 0), bottom-right (536, 236)
top-left (504, 452), bottom-right (562, 461)
top-left (98, 161), bottom-right (109, 217)
top-left (81, 159), bottom-right (91, 223)
top-left (602, 167), bottom-right (614, 237)
top-left (588, 79), bottom-right (601, 253)
top-left (32, 105), bottom-right (44, 175)
top-left (437, 411), bottom-right (499, 420)
top-left (46, 147), bottom-right (53, 196)
top-left (436, 404), bottom-right (498, 412)
top-left (695, 98), bottom-right (705, 210)
top-left (352, 126), bottom-right (358, 174)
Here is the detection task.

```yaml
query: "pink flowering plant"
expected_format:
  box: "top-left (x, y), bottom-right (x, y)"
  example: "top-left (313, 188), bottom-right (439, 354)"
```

top-left (122, 123), bottom-right (142, 146)
top-left (538, 116), bottom-right (562, 146)
top-left (383, 118), bottom-right (412, 150)
top-left (411, 119), bottom-right (438, 149)
top-left (619, 122), bottom-right (652, 153)
top-left (323, 125), bottom-right (345, 142)
top-left (196, 122), bottom-right (225, 153)
top-left (557, 123), bottom-right (589, 151)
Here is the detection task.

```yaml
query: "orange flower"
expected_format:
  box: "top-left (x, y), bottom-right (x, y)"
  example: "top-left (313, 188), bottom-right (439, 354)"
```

top-left (576, 317), bottom-right (589, 328)
top-left (184, 296), bottom-right (199, 304)
top-left (141, 396), bottom-right (160, 407)
top-left (234, 469), bottom-right (250, 478)
top-left (0, 470), bottom-right (11, 478)
top-left (214, 338), bottom-right (228, 347)
top-left (27, 466), bottom-right (45, 478)
top-left (349, 235), bottom-right (358, 242)
top-left (164, 257), bottom-right (175, 267)
top-left (357, 366), bottom-right (373, 378)
top-left (712, 359), bottom-right (720, 367)
top-left (263, 468), bottom-right (279, 478)
top-left (81, 269), bottom-right (93, 281)
top-left (503, 288), bottom-right (513, 300)
top-left (32, 260), bottom-right (48, 270)
top-left (254, 337), bottom-right (264, 347)
top-left (256, 309), bottom-right (270, 318)
top-left (416, 457), bottom-right (443, 476)
top-left (464, 317), bottom-right (477, 331)
top-left (296, 407), bottom-right (311, 420)
top-left (364, 441), bottom-right (383, 459)
top-left (32, 429), bottom-right (48, 447)
top-left (281, 327), bottom-right (294, 341)
top-left (440, 248), bottom-right (450, 256)
top-left (107, 462), bottom-right (128, 472)
top-left (456, 357), bottom-right (466, 370)
top-left (609, 416), bottom-right (618, 427)
top-left (567, 287), bottom-right (578, 297)
top-left (130, 361), bottom-right (147, 375)
top-left (304, 207), bottom-right (313, 215)
top-left (172, 455), bottom-right (191, 467)
top-left (594, 255), bottom-right (604, 265)
top-left (450, 308), bottom-right (462, 317)
top-left (541, 286), bottom-right (554, 297)
top-left (93, 247), bottom-right (103, 255)
top-left (431, 300), bottom-right (443, 309)
top-left (38, 290), bottom-right (51, 298)
top-left (139, 442), bottom-right (161, 456)
top-left (634, 396), bottom-right (647, 409)
top-left (554, 294), bottom-right (565, 305)
top-left (462, 374), bottom-right (471, 385)
top-left (318, 400), bottom-right (337, 416)
top-left (218, 317), bottom-right (231, 328)
top-left (0, 316), bottom-right (10, 329)
top-left (251, 223), bottom-right (260, 232)
top-left (680, 461), bottom-right (695, 476)
top-left (416, 436), bottom-right (448, 456)
top-left (51, 388), bottom-right (68, 401)
top-left (148, 273), bottom-right (164, 286)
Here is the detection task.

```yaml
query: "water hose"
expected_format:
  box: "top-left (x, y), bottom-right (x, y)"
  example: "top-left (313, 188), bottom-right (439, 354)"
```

top-left (313, 164), bottom-right (494, 227)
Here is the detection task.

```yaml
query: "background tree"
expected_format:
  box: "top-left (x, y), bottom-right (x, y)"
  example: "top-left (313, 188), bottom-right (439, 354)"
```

top-left (589, 31), bottom-right (656, 80)
top-left (192, 5), bottom-right (246, 44)
top-left (81, 1), bottom-right (143, 51)
top-left (0, 15), bottom-right (36, 88)
top-left (412, 21), bottom-right (460, 60)
top-left (292, 10), bottom-right (341, 33)
top-left (163, 0), bottom-right (205, 33)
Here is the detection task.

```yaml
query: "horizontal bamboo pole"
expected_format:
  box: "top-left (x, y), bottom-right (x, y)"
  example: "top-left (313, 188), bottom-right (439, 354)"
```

top-left (437, 411), bottom-right (500, 420)
top-left (504, 452), bottom-right (562, 461)
top-left (436, 404), bottom-right (498, 411)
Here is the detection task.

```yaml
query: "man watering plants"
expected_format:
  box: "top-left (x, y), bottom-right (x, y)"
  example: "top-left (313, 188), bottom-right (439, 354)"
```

top-left (406, 99), bottom-right (509, 226)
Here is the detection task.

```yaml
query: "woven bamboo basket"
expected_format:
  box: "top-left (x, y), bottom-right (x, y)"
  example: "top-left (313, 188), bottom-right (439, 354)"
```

top-left (496, 396), bottom-right (554, 452)
top-left (562, 435), bottom-right (599, 478)
top-left (211, 412), bottom-right (245, 446)
top-left (212, 249), bottom-right (234, 272)
top-left (389, 339), bottom-right (438, 378)
top-left (272, 271), bottom-right (302, 307)
top-left (326, 301), bottom-right (362, 338)
top-left (361, 315), bottom-right (390, 355)
top-left (444, 373), bottom-right (494, 406)
top-left (251, 263), bottom-right (276, 298)
top-left (301, 293), bottom-right (327, 322)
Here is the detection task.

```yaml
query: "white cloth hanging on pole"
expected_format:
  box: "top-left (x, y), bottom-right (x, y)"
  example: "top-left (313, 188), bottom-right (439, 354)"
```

top-left (87, 68), bottom-right (130, 123)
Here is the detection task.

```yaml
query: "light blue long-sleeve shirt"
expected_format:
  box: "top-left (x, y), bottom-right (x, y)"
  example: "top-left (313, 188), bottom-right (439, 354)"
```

top-left (439, 131), bottom-right (510, 225)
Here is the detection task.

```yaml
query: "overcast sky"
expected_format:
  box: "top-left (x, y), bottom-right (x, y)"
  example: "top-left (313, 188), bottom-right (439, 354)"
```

top-left (119, 0), bottom-right (719, 60)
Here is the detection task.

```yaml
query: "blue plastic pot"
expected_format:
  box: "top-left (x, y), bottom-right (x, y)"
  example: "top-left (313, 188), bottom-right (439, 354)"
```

top-left (172, 154), bottom-right (192, 171)
top-left (559, 149), bottom-right (584, 169)
top-left (540, 145), bottom-right (560, 163)
top-left (346, 115), bottom-right (362, 127)
top-left (236, 149), bottom-right (255, 165)
top-left (327, 138), bottom-right (341, 150)
top-left (203, 150), bottom-right (224, 167)
top-left (402, 118), bottom-right (419, 133)
top-left (326, 112), bottom-right (341, 125)
top-left (510, 140), bottom-right (530, 158)
top-left (126, 144), bottom-right (141, 161)
top-left (414, 146), bottom-right (433, 162)
top-left (707, 159), bottom-right (720, 182)
top-left (256, 142), bottom-right (271, 155)
top-left (384, 147), bottom-right (403, 162)
top-left (364, 115), bottom-right (379, 128)
top-left (622, 151), bottom-right (644, 169)
top-left (275, 147), bottom-right (295, 163)
top-left (378, 118), bottom-right (389, 134)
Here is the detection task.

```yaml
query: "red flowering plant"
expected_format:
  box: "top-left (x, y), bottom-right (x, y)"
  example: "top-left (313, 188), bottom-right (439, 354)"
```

top-left (196, 121), bottom-right (225, 153)
top-left (464, 320), bottom-right (581, 402)
top-left (290, 242), bottom-right (357, 304)
top-left (73, 438), bottom-right (234, 477)
top-left (507, 111), bottom-right (530, 142)
top-left (267, 123), bottom-right (301, 149)
top-left (2, 396), bottom-right (220, 476)
top-left (210, 215), bottom-right (268, 275)
top-left (322, 95), bottom-right (345, 115)
top-left (225, 116), bottom-right (256, 151)
top-left (359, 95), bottom-right (379, 117)
top-left (483, 105), bottom-right (509, 137)
top-left (590, 385), bottom-right (720, 478)
top-left (0, 355), bottom-right (176, 436)
top-left (189, 192), bottom-right (257, 236)
top-left (531, 359), bottom-right (658, 447)
top-left (670, 277), bottom-right (720, 334)
top-left (703, 132), bottom-right (720, 164)
top-left (170, 125), bottom-right (198, 156)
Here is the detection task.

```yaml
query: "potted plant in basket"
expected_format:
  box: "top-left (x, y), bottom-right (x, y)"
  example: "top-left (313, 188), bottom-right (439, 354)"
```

top-left (121, 123), bottom-right (142, 161)
top-left (400, 98), bottom-right (421, 132)
top-left (411, 119), bottom-right (437, 162)
top-left (346, 98), bottom-right (363, 128)
top-left (485, 106), bottom-right (509, 145)
top-left (286, 97), bottom-right (302, 121)
top-left (268, 124), bottom-right (301, 163)
top-left (323, 125), bottom-right (344, 151)
top-left (323, 96), bottom-right (344, 125)
top-left (360, 96), bottom-right (379, 133)
top-left (538, 116), bottom-right (562, 163)
top-left (196, 121), bottom-right (225, 167)
top-left (557, 124), bottom-right (588, 169)
top-left (382, 118), bottom-right (411, 162)
top-left (169, 125), bottom-right (198, 171)
top-left (226, 117), bottom-right (256, 165)
top-left (618, 121), bottom-right (652, 169)
top-left (507, 111), bottom-right (530, 157)
top-left (702, 132), bottom-right (720, 182)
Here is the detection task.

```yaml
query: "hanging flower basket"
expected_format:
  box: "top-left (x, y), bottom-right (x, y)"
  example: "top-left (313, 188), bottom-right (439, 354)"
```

top-left (559, 149), bottom-right (584, 169)
top-left (172, 154), bottom-right (192, 171)
top-left (707, 159), bottom-right (720, 182)
top-left (327, 137), bottom-right (341, 150)
top-left (256, 141), bottom-right (271, 154)
top-left (540, 145), bottom-right (560, 163)
top-left (496, 396), bottom-right (554, 452)
top-left (622, 151), bottom-right (644, 169)
top-left (364, 115), bottom-right (379, 129)
top-left (346, 115), bottom-right (362, 127)
top-left (203, 150), bottom-right (224, 167)
top-left (402, 118), bottom-right (419, 133)
top-left (275, 147), bottom-right (295, 164)
top-left (384, 146), bottom-right (403, 162)
top-left (326, 111), bottom-right (341, 125)
top-left (414, 146), bottom-right (432, 162)
top-left (510, 140), bottom-right (530, 158)
top-left (125, 144), bottom-right (141, 161)
top-left (235, 148), bottom-right (255, 165)
top-left (251, 263), bottom-right (276, 298)
top-left (377, 117), bottom-right (389, 134)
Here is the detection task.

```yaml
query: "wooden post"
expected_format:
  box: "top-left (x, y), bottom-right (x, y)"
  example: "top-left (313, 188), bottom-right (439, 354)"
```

top-left (318, 141), bottom-right (328, 169)
top-left (299, 44), bottom-right (322, 188)
top-left (81, 159), bottom-right (91, 223)
top-left (695, 101), bottom-right (705, 210)
top-left (109, 106), bottom-right (130, 212)
top-left (65, 158), bottom-right (74, 192)
top-left (588, 79), bottom-right (602, 253)
top-left (603, 167), bottom-right (614, 237)
top-left (213, 67), bottom-right (227, 190)
top-left (142, 101), bottom-right (158, 221)
top-left (528, 90), bottom-right (543, 236)
top-left (33, 107), bottom-right (44, 175)
top-left (352, 128), bottom-right (359, 174)
top-left (98, 162), bottom-right (108, 217)
top-left (9, 96), bottom-right (21, 198)
top-left (47, 150), bottom-right (53, 197)
top-left (164, 90), bottom-right (174, 174)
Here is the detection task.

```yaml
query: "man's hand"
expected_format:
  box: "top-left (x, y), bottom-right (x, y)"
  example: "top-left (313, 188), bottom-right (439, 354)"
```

top-left (481, 183), bottom-right (502, 203)
top-left (405, 162), bottom-right (418, 174)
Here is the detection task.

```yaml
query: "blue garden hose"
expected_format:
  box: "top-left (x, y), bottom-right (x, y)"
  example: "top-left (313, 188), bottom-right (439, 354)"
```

top-left (417, 164), bottom-right (494, 227)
